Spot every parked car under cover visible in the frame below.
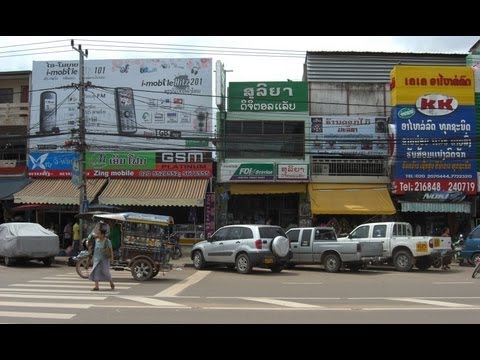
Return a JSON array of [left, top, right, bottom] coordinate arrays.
[[0, 222, 59, 266]]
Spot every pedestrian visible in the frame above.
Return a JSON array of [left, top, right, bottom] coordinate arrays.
[[89, 224, 115, 291], [63, 220, 73, 249], [72, 220, 80, 256], [441, 227, 451, 270], [441, 227, 450, 237]]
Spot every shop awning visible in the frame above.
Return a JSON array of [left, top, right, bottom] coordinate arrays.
[[13, 178, 108, 205], [308, 183, 396, 215], [229, 183, 306, 195], [98, 178, 208, 207], [400, 201, 471, 213], [0, 177, 31, 200]]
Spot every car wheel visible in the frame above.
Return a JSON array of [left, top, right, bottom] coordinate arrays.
[[236, 253, 252, 274], [271, 236, 289, 257], [192, 251, 205, 270], [393, 250, 413, 272], [323, 253, 341, 273], [130, 257, 154, 281], [43, 257, 54, 267]]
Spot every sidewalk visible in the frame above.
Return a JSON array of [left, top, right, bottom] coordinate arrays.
[[55, 245, 193, 267]]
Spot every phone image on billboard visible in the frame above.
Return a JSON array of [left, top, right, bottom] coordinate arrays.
[[39, 91, 57, 133], [194, 106, 208, 132], [115, 87, 137, 134]]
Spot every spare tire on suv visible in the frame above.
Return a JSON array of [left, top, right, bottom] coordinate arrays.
[[271, 236, 290, 257]]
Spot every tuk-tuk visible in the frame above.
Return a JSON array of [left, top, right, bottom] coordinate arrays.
[[76, 212, 174, 281]]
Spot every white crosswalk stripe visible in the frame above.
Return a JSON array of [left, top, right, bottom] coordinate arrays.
[[0, 272, 138, 322]]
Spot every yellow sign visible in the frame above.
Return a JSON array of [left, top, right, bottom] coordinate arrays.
[[416, 242, 428, 252], [391, 66, 475, 106]]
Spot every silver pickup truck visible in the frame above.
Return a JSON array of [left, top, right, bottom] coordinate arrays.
[[286, 227, 383, 272]]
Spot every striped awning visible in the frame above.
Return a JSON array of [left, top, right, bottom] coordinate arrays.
[[13, 178, 108, 205], [98, 178, 208, 207], [400, 201, 471, 213]]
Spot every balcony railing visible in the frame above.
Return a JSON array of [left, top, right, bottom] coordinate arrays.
[[311, 158, 387, 177]]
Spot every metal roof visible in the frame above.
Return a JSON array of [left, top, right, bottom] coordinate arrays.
[[304, 51, 467, 82]]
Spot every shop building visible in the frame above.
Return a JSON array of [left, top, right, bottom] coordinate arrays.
[[216, 81, 310, 228], [303, 51, 472, 235], [0, 71, 32, 223]]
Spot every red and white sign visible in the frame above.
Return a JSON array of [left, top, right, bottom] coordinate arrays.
[[277, 164, 309, 181], [415, 94, 458, 116]]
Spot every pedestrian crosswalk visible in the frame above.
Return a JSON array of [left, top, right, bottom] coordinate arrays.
[[0, 271, 139, 322], [2, 270, 480, 323]]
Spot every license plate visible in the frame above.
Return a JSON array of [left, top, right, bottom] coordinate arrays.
[[416, 243, 428, 252], [433, 238, 440, 247], [264, 258, 274, 264]]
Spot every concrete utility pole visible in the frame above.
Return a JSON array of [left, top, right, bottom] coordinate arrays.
[[72, 40, 88, 239]]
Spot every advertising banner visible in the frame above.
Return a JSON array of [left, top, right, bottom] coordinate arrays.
[[228, 81, 308, 112], [28, 152, 79, 177], [390, 65, 475, 106], [29, 151, 212, 178], [220, 163, 275, 182], [390, 65, 477, 195], [391, 104, 477, 195], [309, 116, 388, 156], [204, 192, 216, 238], [30, 58, 212, 151]]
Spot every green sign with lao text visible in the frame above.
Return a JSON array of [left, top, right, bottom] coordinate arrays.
[[228, 81, 308, 112], [86, 152, 156, 170]]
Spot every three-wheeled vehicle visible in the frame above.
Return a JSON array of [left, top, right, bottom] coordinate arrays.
[[76, 212, 174, 281]]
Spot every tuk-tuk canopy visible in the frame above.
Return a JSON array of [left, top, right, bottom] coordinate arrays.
[[92, 212, 174, 226]]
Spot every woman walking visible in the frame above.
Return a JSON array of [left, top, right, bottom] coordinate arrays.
[[89, 224, 115, 291]]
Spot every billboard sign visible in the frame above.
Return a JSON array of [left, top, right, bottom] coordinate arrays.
[[30, 58, 212, 151], [29, 151, 212, 179], [310, 116, 388, 156]]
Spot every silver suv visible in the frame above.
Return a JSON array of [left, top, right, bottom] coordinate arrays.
[[191, 224, 292, 274]]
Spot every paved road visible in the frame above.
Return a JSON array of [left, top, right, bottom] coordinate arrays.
[[1, 258, 480, 323]]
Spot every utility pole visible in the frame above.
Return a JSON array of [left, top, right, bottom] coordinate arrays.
[[72, 40, 88, 240]]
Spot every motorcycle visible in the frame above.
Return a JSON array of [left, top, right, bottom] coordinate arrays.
[[167, 233, 182, 260], [75, 236, 94, 279]]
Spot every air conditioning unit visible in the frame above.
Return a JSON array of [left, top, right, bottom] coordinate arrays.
[[319, 164, 329, 175]]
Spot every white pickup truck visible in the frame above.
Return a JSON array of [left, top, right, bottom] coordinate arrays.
[[338, 222, 454, 272], [285, 227, 383, 272]]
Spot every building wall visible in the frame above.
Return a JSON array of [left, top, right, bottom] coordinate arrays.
[[309, 82, 390, 116]]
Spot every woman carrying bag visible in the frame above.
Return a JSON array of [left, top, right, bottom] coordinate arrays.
[[89, 223, 115, 291]]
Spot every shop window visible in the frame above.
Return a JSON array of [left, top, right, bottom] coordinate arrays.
[[224, 120, 304, 159], [0, 88, 13, 103]]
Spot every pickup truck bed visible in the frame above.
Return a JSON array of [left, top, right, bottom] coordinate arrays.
[[286, 227, 383, 272]]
